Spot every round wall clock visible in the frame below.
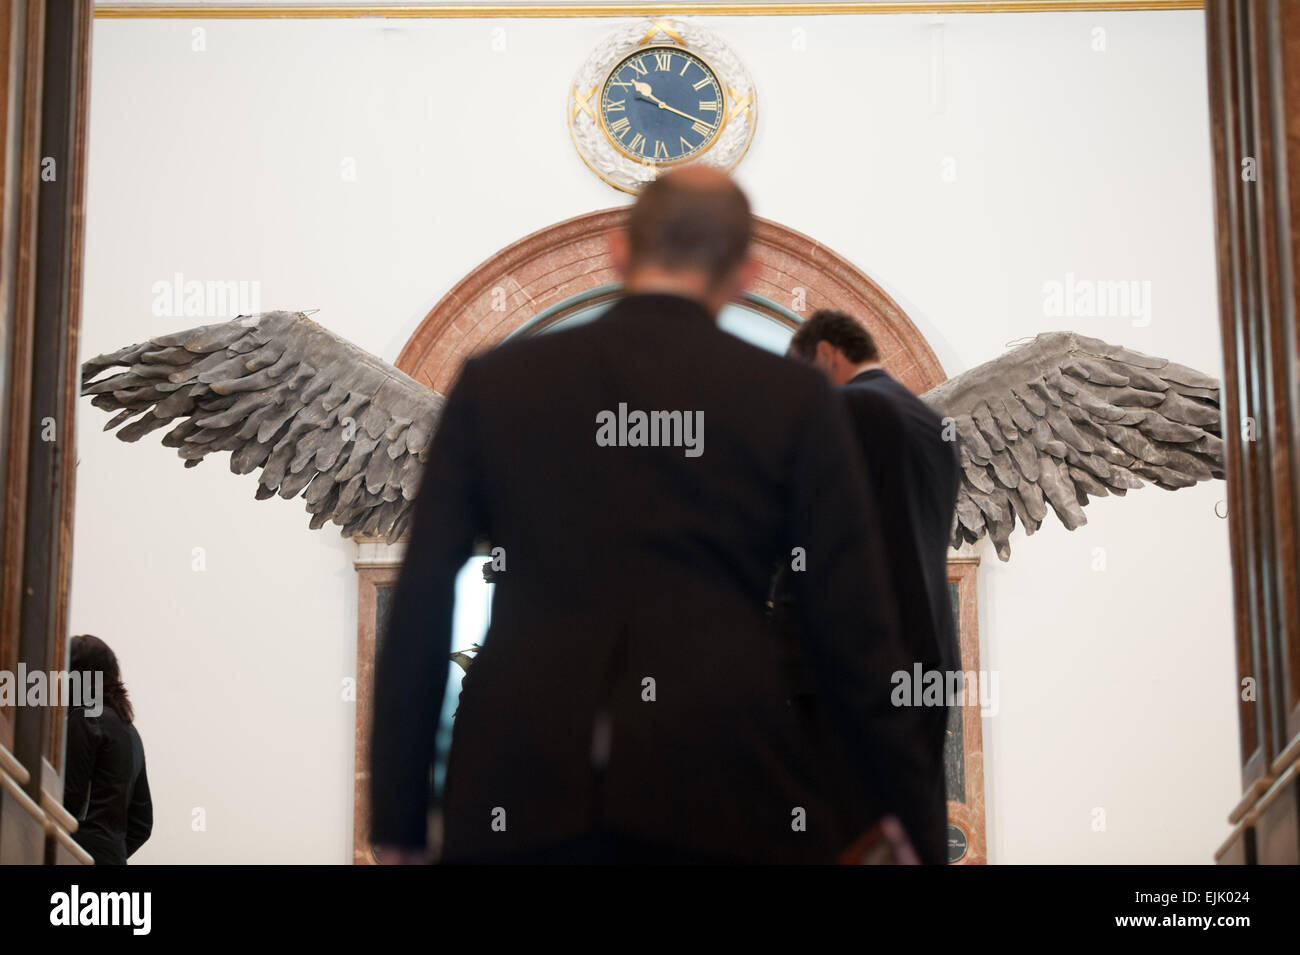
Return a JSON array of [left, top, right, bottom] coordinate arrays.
[[567, 19, 757, 193]]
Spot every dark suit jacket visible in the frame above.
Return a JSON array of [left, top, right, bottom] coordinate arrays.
[[64, 706, 153, 865], [773, 367, 960, 864], [370, 292, 929, 864], [842, 369, 961, 678]]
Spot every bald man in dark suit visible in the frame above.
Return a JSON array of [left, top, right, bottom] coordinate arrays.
[[370, 169, 929, 864]]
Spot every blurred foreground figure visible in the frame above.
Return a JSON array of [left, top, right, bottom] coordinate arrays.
[[371, 168, 927, 864], [63, 634, 153, 865], [784, 311, 961, 865]]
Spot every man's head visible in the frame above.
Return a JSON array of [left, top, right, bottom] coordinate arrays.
[[787, 309, 881, 386], [609, 166, 757, 315]]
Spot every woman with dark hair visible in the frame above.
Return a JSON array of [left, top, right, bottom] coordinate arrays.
[[63, 634, 152, 865]]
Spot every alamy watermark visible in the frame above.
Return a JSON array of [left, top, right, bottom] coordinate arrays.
[[151, 272, 261, 320], [891, 663, 999, 717], [0, 666, 103, 716], [50, 885, 151, 935], [596, 403, 704, 458], [1042, 272, 1151, 327]]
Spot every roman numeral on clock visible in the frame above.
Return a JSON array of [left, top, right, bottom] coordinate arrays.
[[654, 140, 669, 159], [690, 121, 714, 137], [692, 77, 712, 91], [609, 116, 630, 137], [629, 133, 646, 153], [654, 52, 672, 71], [699, 100, 719, 112]]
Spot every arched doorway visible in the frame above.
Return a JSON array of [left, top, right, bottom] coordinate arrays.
[[356, 210, 984, 866], [395, 207, 947, 394]]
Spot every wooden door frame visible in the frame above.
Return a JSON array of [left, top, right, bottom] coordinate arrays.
[[0, 0, 93, 866]]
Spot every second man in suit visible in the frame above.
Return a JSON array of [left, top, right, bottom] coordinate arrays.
[[783, 310, 962, 865]]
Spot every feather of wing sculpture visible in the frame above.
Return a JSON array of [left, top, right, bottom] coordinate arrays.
[[920, 331, 1224, 561], [81, 311, 444, 543], [82, 315, 1223, 562]]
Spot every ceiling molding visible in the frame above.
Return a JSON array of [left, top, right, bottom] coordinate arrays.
[[94, 2, 1203, 21]]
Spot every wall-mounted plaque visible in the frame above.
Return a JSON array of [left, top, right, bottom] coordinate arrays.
[[947, 824, 969, 863]]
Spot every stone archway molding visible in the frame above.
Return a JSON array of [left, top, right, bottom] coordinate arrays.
[[396, 207, 946, 396]]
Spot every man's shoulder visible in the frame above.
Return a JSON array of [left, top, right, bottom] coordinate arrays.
[[725, 332, 827, 387], [452, 320, 600, 387], [843, 372, 956, 459], [461, 306, 827, 401], [845, 370, 907, 399], [846, 372, 937, 418], [717, 339, 843, 424]]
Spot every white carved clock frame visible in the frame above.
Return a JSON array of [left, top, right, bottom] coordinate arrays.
[[567, 18, 758, 193]]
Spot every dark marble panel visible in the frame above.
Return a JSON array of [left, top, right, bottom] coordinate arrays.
[[944, 580, 965, 803], [375, 585, 395, 654]]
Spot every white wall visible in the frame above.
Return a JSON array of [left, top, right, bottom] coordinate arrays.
[[73, 9, 1237, 863]]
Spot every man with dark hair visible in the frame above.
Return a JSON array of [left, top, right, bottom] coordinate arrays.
[[370, 168, 928, 864], [782, 308, 961, 865], [787, 309, 880, 366]]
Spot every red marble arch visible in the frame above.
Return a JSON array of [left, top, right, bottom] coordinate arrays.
[[396, 207, 946, 396]]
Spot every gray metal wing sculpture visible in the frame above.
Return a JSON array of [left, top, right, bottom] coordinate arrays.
[[82, 315, 1223, 561], [920, 331, 1224, 560], [81, 310, 443, 543]]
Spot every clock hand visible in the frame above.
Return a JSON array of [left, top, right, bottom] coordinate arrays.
[[630, 78, 657, 102], [630, 79, 716, 129], [658, 99, 715, 127]]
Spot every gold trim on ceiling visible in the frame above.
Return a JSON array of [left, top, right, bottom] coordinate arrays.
[[94, 2, 1204, 20]]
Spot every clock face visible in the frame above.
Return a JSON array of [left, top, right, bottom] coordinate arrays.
[[568, 19, 756, 192], [598, 46, 724, 166]]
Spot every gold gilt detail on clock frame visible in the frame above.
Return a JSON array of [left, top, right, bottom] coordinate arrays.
[[567, 18, 757, 193]]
